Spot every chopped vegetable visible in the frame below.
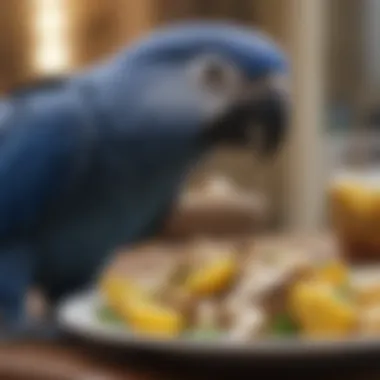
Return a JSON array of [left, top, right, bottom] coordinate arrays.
[[271, 313, 299, 336], [186, 328, 224, 340], [334, 283, 352, 301], [97, 306, 124, 326]]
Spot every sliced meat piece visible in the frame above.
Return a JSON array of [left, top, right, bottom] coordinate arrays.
[[186, 238, 240, 267], [103, 242, 186, 296], [359, 306, 380, 335], [160, 287, 198, 326], [194, 299, 222, 330], [224, 306, 267, 341], [223, 248, 315, 318], [351, 269, 380, 307]]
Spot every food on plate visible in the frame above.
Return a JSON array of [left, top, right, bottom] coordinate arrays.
[[359, 306, 380, 335], [225, 306, 267, 341], [98, 239, 380, 341], [313, 261, 349, 287], [353, 274, 380, 335], [289, 280, 357, 338], [184, 255, 238, 296], [351, 271, 380, 307], [100, 276, 146, 310], [122, 298, 184, 337], [100, 273, 184, 337], [270, 313, 298, 336]]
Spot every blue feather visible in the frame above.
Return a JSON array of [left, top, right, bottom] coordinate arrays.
[[0, 22, 288, 324]]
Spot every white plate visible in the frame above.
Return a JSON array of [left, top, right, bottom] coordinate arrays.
[[57, 266, 380, 359]]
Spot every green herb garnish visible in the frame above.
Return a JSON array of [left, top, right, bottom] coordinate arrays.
[[97, 306, 125, 326], [334, 283, 353, 302], [185, 328, 224, 340], [271, 313, 299, 336]]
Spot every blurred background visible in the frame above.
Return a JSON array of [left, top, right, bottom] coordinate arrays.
[[0, 0, 375, 231]]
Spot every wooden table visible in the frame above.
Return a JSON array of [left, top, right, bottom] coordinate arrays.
[[2, 234, 380, 380], [0, 341, 149, 380], [3, 339, 380, 380]]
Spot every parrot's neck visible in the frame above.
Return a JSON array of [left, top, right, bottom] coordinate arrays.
[[75, 54, 205, 152]]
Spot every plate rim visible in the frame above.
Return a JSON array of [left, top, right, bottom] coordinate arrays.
[[57, 290, 380, 358]]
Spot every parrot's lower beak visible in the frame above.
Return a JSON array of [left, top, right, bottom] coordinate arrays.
[[247, 89, 289, 157], [203, 89, 289, 158]]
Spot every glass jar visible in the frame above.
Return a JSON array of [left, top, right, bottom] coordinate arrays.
[[328, 127, 380, 263], [329, 169, 380, 262]]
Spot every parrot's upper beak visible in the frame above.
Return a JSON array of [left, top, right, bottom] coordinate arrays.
[[202, 85, 289, 158]]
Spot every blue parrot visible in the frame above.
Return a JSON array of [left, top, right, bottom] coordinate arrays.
[[0, 22, 289, 337]]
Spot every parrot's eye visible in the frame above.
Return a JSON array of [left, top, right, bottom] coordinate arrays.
[[191, 55, 242, 97], [202, 60, 228, 90]]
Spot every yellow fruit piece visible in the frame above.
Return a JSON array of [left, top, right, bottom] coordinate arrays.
[[184, 256, 237, 296], [120, 298, 184, 338], [289, 280, 357, 338], [100, 275, 184, 337], [100, 275, 146, 309], [314, 261, 349, 287]]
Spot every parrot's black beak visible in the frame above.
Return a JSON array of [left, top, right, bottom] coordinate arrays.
[[203, 89, 289, 158], [248, 90, 289, 156]]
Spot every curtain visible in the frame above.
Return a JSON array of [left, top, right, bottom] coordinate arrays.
[[0, 0, 270, 91], [155, 0, 255, 25], [0, 2, 30, 92]]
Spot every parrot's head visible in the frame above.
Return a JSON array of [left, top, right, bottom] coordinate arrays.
[[99, 22, 290, 158]]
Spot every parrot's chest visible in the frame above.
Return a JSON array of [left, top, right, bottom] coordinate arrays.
[[37, 152, 189, 298]]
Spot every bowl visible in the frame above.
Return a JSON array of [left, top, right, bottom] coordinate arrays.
[[162, 176, 267, 239]]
